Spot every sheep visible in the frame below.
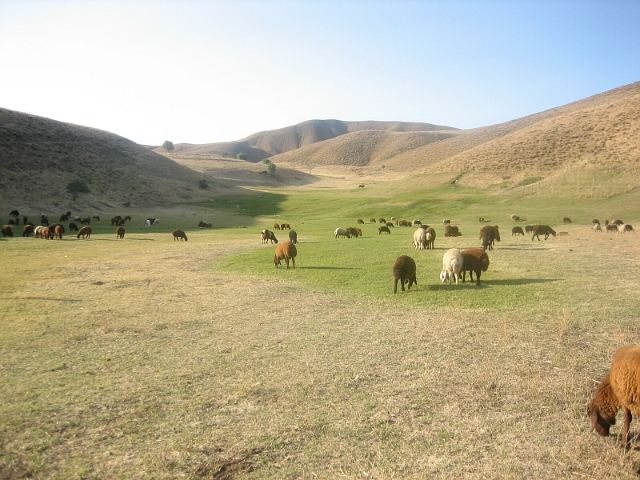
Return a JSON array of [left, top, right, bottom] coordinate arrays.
[[444, 224, 462, 237], [77, 226, 91, 239], [612, 219, 624, 226], [346, 227, 361, 238], [443, 219, 451, 224], [92, 215, 100, 222], [357, 218, 364, 224], [378, 226, 391, 235], [34, 226, 44, 238], [606, 224, 619, 232], [145, 218, 159, 227], [479, 225, 500, 250], [1, 225, 13, 237], [116, 226, 125, 239], [358, 184, 365, 188], [563, 217, 572, 224], [592, 219, 600, 225], [440, 248, 463, 284], [398, 219, 412, 227], [413, 227, 427, 250], [198, 220, 212, 228], [593, 223, 602, 232], [413, 219, 422, 226], [22, 224, 34, 237], [335, 227, 351, 239], [385, 222, 395, 228], [274, 241, 297, 269], [280, 223, 291, 230], [288, 229, 298, 244], [273, 223, 281, 230], [172, 230, 188, 241], [618, 224, 634, 233], [531, 225, 556, 241], [68, 222, 79, 232], [425, 227, 436, 249], [261, 229, 278, 244], [511, 214, 521, 222], [369, 218, 377, 223], [461, 247, 490, 285], [392, 255, 417, 294], [52, 224, 64, 240], [524, 225, 534, 233], [512, 226, 524, 236], [41, 227, 50, 239], [587, 345, 640, 447], [378, 218, 386, 224], [80, 217, 91, 225], [355, 227, 363, 237], [478, 217, 490, 223]]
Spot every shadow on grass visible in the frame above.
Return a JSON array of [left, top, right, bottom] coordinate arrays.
[[93, 237, 155, 241], [9, 296, 82, 303], [426, 278, 558, 290], [297, 266, 361, 270], [495, 246, 552, 251]]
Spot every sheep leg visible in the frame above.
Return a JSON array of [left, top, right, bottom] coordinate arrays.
[[475, 270, 481, 285], [622, 408, 632, 448], [394, 278, 399, 294], [401, 276, 406, 291], [285, 258, 290, 270], [292, 257, 295, 269]]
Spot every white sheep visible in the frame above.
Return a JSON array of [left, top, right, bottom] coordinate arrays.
[[593, 223, 602, 232], [413, 227, 427, 250], [440, 248, 463, 284], [334, 227, 350, 239]]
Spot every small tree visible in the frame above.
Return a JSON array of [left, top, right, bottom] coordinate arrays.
[[66, 179, 90, 200], [263, 159, 276, 176], [198, 179, 209, 190], [162, 140, 174, 152]]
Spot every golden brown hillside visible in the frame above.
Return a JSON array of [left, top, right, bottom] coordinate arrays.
[[168, 119, 456, 161], [0, 108, 226, 211], [273, 82, 640, 195]]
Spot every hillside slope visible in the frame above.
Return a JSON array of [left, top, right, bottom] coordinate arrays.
[[0, 108, 220, 210], [171, 119, 457, 161]]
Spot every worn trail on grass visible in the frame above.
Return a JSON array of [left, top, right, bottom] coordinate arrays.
[[1, 232, 639, 478]]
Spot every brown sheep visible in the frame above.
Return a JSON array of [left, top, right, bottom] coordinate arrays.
[[511, 226, 524, 236], [562, 217, 572, 224], [588, 345, 640, 447], [592, 219, 600, 225], [274, 241, 297, 269], [461, 247, 490, 285], [444, 224, 462, 237], [378, 226, 391, 235], [261, 229, 278, 244], [346, 227, 361, 238], [398, 219, 412, 227], [1, 225, 13, 237], [273, 223, 281, 230], [369, 218, 377, 223], [479, 225, 500, 250], [385, 222, 394, 228], [172, 230, 188, 241], [524, 225, 534, 233], [22, 224, 35, 237], [357, 219, 364, 224], [116, 226, 125, 239], [280, 223, 291, 230], [77, 226, 91, 239], [531, 225, 556, 241], [379, 218, 386, 224], [606, 224, 618, 232], [288, 229, 298, 244], [425, 227, 436, 249], [393, 255, 417, 294], [53, 224, 64, 240]]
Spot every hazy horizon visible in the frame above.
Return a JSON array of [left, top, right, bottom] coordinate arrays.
[[1, 0, 639, 145]]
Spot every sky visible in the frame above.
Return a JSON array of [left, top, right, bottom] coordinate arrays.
[[0, 0, 639, 145]]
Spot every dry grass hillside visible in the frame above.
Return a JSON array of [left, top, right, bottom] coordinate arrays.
[[274, 82, 640, 195], [0, 108, 228, 211], [168, 119, 456, 161]]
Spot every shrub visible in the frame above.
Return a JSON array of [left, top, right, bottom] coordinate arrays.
[[162, 140, 174, 152], [199, 179, 209, 190], [66, 179, 90, 200]]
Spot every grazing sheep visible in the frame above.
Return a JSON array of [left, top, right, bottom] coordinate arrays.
[[461, 247, 490, 285], [563, 217, 572, 224], [612, 219, 624, 226], [593, 223, 602, 232], [261, 229, 278, 244], [1, 225, 13, 237], [512, 226, 525, 236], [111, 215, 123, 226], [358, 184, 365, 188], [531, 225, 556, 241], [145, 218, 159, 227], [369, 218, 377, 223], [588, 345, 640, 447], [335, 227, 351, 239], [606, 224, 619, 232], [393, 255, 417, 294], [378, 226, 391, 235], [198, 220, 212, 228], [288, 229, 298, 244], [172, 230, 188, 241], [281, 223, 291, 230], [68, 222, 79, 232], [273, 223, 281, 230], [116, 226, 125, 239], [52, 224, 64, 240], [357, 218, 364, 224], [478, 217, 490, 223], [592, 219, 600, 225], [274, 241, 297, 269], [479, 225, 500, 250], [355, 227, 363, 237], [385, 222, 395, 228], [398, 219, 412, 227], [443, 219, 451, 224], [413, 227, 427, 250], [524, 225, 534, 233], [618, 224, 634, 233], [34, 226, 44, 238], [425, 227, 436, 249], [413, 219, 422, 226], [9, 210, 19, 217], [511, 214, 521, 222], [59, 212, 70, 222], [41, 227, 51, 239], [378, 218, 386, 224], [346, 227, 361, 238], [22, 224, 35, 237], [440, 248, 463, 284], [444, 224, 462, 237], [77, 226, 92, 239], [92, 215, 100, 221]]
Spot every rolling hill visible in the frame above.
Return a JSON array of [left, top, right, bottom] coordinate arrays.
[[272, 82, 640, 194], [0, 108, 226, 211], [169, 119, 457, 161]]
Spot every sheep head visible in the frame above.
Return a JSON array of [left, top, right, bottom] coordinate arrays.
[[587, 376, 618, 436]]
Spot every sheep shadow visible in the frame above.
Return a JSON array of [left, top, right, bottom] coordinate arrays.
[[93, 237, 156, 241], [495, 246, 552, 251], [10, 296, 82, 303], [297, 266, 361, 270], [426, 278, 558, 290]]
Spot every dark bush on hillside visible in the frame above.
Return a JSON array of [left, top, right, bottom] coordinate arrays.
[[66, 179, 90, 200], [199, 179, 209, 190], [162, 140, 174, 152]]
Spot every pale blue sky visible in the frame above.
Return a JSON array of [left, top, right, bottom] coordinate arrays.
[[0, 0, 638, 145]]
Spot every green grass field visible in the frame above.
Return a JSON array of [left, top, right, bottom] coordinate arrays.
[[2, 184, 640, 478]]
